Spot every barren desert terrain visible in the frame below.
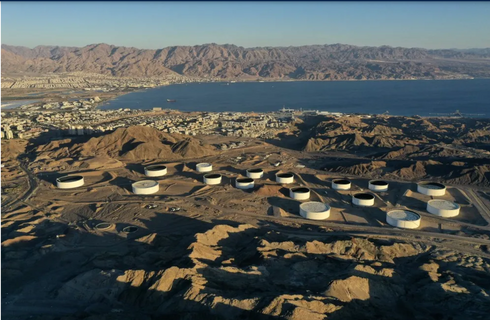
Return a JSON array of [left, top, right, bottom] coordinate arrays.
[[2, 116, 490, 320]]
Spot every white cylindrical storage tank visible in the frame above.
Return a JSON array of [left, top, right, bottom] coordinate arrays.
[[289, 187, 311, 200], [417, 182, 446, 196], [300, 202, 331, 220], [56, 175, 85, 189], [276, 173, 294, 184], [352, 193, 375, 206], [204, 173, 222, 185], [196, 163, 213, 173], [427, 199, 460, 218], [144, 164, 167, 177], [368, 180, 389, 192], [236, 177, 254, 190], [246, 168, 264, 179], [332, 179, 351, 190], [386, 210, 421, 229], [132, 180, 159, 195]]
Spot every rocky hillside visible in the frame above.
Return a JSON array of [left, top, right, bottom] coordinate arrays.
[[6, 223, 487, 319], [304, 116, 490, 154], [3, 43, 490, 80], [303, 116, 490, 186], [30, 126, 216, 170]]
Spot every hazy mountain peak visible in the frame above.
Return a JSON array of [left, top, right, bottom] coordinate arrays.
[[2, 42, 490, 79]]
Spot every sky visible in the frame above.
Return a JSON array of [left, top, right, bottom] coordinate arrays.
[[2, 2, 490, 49]]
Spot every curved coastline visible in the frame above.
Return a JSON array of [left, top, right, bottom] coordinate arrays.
[[97, 79, 490, 117]]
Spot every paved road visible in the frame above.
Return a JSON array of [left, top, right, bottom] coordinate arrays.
[[2, 160, 39, 211], [19, 160, 39, 202], [463, 188, 490, 225]]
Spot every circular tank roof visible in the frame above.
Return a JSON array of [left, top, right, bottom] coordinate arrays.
[[204, 173, 222, 179], [277, 173, 293, 178], [353, 193, 375, 200], [300, 202, 331, 212], [122, 226, 138, 233], [146, 164, 167, 170], [427, 199, 460, 210], [419, 182, 445, 190], [333, 179, 350, 185], [56, 175, 83, 182], [370, 180, 388, 186], [387, 210, 421, 221], [237, 177, 254, 183], [132, 180, 159, 188], [95, 222, 113, 230], [291, 187, 310, 193], [197, 163, 212, 167], [247, 168, 263, 173]]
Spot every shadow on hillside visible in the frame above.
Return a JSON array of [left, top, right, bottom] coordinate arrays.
[[262, 115, 327, 152], [2, 209, 490, 319], [267, 196, 299, 215], [217, 165, 244, 176], [109, 176, 134, 192], [125, 163, 146, 175], [176, 170, 203, 182]]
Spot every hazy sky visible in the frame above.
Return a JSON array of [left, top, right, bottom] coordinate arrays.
[[2, 2, 490, 49]]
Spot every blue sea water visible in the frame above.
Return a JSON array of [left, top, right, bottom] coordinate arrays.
[[100, 79, 490, 117], [1, 99, 41, 109]]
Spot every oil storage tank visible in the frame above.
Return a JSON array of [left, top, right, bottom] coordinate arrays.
[[56, 175, 85, 189], [132, 180, 159, 195], [246, 168, 264, 179], [427, 199, 460, 217], [386, 209, 421, 229], [417, 182, 446, 196], [196, 163, 213, 173], [144, 164, 167, 177], [235, 177, 254, 189], [299, 202, 331, 220], [332, 179, 351, 190], [276, 173, 294, 184], [352, 193, 375, 206], [369, 180, 389, 192], [289, 187, 311, 200], [204, 173, 222, 185]]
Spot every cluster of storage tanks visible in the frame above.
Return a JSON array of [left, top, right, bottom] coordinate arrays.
[[273, 172, 329, 220], [417, 182, 460, 217], [195, 163, 223, 185], [326, 178, 460, 229], [132, 164, 168, 195], [134, 162, 225, 194], [55, 164, 461, 231]]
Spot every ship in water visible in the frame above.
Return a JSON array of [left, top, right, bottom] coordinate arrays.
[[167, 99, 177, 103]]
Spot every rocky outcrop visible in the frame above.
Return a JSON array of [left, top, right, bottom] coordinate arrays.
[[305, 134, 369, 151], [34, 126, 216, 162], [303, 116, 490, 157], [325, 159, 490, 187], [53, 224, 490, 319], [390, 161, 427, 180]]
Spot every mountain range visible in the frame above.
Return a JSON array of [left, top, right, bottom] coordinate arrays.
[[3, 43, 490, 80]]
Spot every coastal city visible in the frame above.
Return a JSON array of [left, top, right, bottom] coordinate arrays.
[[0, 72, 212, 90], [0, 96, 346, 141]]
